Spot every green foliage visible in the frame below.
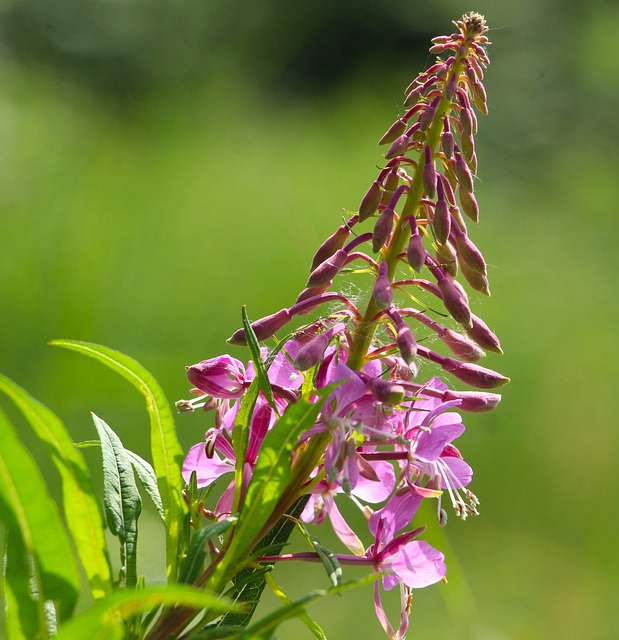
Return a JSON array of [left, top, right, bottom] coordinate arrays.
[[0, 374, 112, 600], [50, 339, 188, 582], [92, 413, 142, 589], [126, 450, 165, 521], [179, 517, 238, 586], [53, 586, 239, 640], [0, 406, 81, 635]]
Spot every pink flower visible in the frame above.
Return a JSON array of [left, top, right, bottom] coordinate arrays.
[[186, 355, 247, 399], [367, 512, 446, 639]]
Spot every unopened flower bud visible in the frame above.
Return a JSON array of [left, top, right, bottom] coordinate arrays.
[[359, 180, 383, 221], [468, 151, 478, 174], [436, 327, 486, 362], [384, 134, 409, 160], [418, 96, 441, 132], [433, 194, 451, 246], [396, 323, 417, 364], [186, 355, 246, 398], [310, 224, 352, 272], [442, 389, 502, 413], [403, 85, 423, 108], [441, 357, 510, 389], [465, 314, 503, 354], [440, 173, 457, 206], [293, 332, 330, 371], [407, 232, 427, 272], [227, 308, 292, 345], [460, 260, 490, 295], [455, 233, 486, 274], [307, 249, 348, 288], [372, 261, 393, 309], [458, 185, 479, 222], [442, 119, 455, 158], [381, 169, 400, 205], [422, 145, 437, 198], [471, 80, 488, 114], [435, 241, 458, 277], [379, 118, 408, 145], [454, 151, 474, 191], [460, 132, 475, 162], [367, 377, 405, 405], [459, 108, 473, 136], [372, 207, 395, 253], [437, 276, 472, 327], [445, 72, 458, 99]]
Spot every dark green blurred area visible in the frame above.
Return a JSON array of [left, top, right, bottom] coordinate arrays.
[[1, 0, 619, 638]]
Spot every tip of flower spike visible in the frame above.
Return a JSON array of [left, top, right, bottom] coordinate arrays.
[[457, 12, 488, 37]]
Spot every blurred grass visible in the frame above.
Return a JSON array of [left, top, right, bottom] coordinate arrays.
[[2, 2, 619, 639]]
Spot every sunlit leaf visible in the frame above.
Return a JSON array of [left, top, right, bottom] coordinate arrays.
[[3, 530, 41, 640], [126, 449, 164, 520], [0, 406, 80, 627], [50, 339, 187, 581], [0, 374, 112, 600], [92, 413, 141, 588], [54, 585, 239, 640], [179, 516, 238, 585]]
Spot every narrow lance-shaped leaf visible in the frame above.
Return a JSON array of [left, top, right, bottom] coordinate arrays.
[[236, 574, 379, 640], [217, 496, 308, 630], [0, 373, 112, 600], [54, 585, 239, 640], [179, 516, 238, 585], [264, 572, 327, 640], [92, 413, 142, 589], [50, 339, 187, 581], [3, 530, 42, 640], [0, 406, 80, 627], [242, 305, 277, 413], [126, 450, 164, 520], [231, 314, 286, 514]]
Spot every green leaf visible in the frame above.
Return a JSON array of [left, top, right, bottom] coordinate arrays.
[[54, 585, 239, 640], [0, 374, 112, 600], [50, 339, 188, 581], [295, 521, 342, 587], [3, 530, 41, 640], [241, 306, 277, 413], [92, 413, 142, 588], [126, 449, 165, 520], [228, 388, 332, 561], [307, 536, 342, 588], [238, 575, 379, 640], [218, 497, 307, 630], [231, 378, 261, 514], [0, 406, 80, 628], [264, 572, 327, 640], [179, 516, 238, 585]]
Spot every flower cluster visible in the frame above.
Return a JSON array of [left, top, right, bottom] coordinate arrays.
[[179, 13, 505, 639]]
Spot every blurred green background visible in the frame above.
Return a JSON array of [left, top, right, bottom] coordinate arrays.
[[1, 0, 618, 638]]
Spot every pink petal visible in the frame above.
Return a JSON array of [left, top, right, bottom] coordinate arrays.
[[324, 494, 365, 556], [391, 540, 446, 588], [352, 461, 396, 503], [182, 443, 233, 487]]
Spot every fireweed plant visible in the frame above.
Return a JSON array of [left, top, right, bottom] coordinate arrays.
[[0, 12, 506, 640]]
